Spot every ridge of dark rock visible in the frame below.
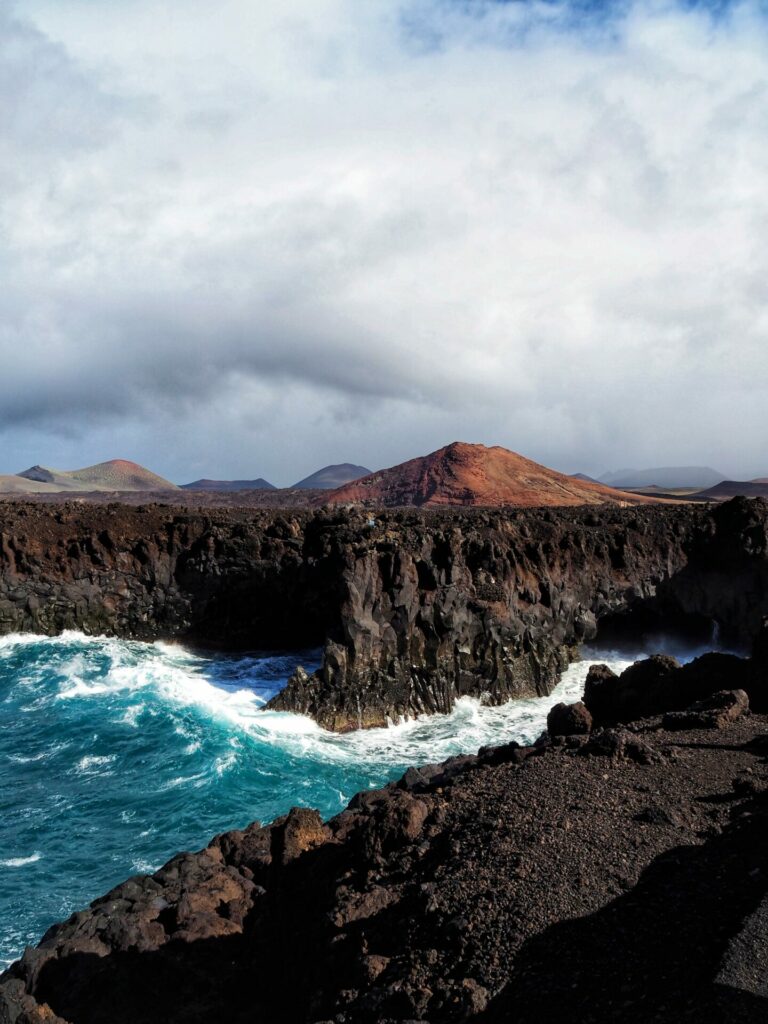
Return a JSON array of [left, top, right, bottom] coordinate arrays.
[[0, 498, 767, 731]]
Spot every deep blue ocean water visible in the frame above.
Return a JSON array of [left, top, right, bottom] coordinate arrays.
[[0, 630, 725, 967]]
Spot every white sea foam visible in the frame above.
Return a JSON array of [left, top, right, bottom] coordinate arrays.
[[131, 859, 160, 874], [6, 751, 46, 764], [0, 629, 737, 775], [0, 853, 41, 868], [0, 630, 112, 650], [57, 677, 112, 699], [214, 751, 238, 776], [0, 633, 50, 650], [71, 755, 117, 776], [119, 704, 144, 727], [157, 771, 208, 791]]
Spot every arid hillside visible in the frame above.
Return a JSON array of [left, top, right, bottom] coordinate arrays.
[[0, 460, 178, 493], [327, 442, 657, 508]]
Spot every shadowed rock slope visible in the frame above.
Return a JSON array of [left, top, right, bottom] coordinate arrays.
[[326, 442, 657, 508], [0, 498, 767, 731], [3, 643, 768, 1023]]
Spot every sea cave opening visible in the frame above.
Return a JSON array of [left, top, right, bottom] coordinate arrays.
[[590, 603, 727, 662]]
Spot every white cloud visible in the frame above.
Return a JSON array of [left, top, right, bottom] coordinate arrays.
[[1, 0, 767, 483]]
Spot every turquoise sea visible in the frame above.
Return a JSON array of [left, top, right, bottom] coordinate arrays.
[[0, 631, 719, 967]]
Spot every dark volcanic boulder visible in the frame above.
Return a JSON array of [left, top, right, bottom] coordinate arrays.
[[663, 689, 749, 731], [611, 654, 682, 720], [584, 656, 681, 724], [679, 652, 751, 706], [585, 651, 753, 724], [583, 664, 620, 721], [547, 701, 593, 737], [585, 652, 754, 726]]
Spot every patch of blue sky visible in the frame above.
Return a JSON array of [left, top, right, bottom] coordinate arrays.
[[398, 0, 765, 55]]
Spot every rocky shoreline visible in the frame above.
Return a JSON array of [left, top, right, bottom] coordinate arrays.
[[1, 498, 767, 1020], [0, 497, 766, 731], [2, 633, 768, 1023]]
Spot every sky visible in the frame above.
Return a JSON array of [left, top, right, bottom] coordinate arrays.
[[1, 0, 767, 486]]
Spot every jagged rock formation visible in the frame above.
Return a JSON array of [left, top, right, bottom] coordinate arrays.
[[2, 651, 768, 1024], [0, 498, 767, 731], [269, 497, 768, 729], [325, 442, 657, 507]]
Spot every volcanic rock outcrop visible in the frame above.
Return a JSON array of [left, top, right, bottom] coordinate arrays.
[[325, 442, 656, 508], [0, 498, 767, 731], [3, 655, 768, 1023], [269, 496, 768, 729]]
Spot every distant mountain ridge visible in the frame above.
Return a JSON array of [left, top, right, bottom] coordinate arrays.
[[693, 479, 768, 500], [600, 466, 726, 489], [326, 442, 656, 508], [571, 472, 602, 484], [181, 478, 276, 492], [292, 464, 371, 490], [0, 460, 177, 494]]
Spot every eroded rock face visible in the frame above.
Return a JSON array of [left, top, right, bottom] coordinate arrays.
[[269, 499, 768, 730], [0, 498, 767, 731]]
